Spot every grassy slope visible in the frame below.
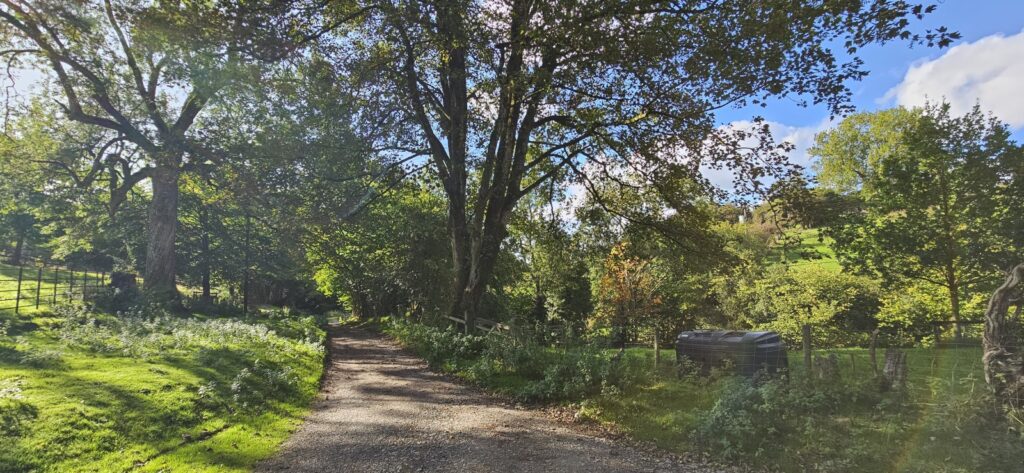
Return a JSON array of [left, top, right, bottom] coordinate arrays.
[[769, 227, 841, 270], [0, 309, 324, 472]]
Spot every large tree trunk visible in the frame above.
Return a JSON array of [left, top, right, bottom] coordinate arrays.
[[448, 208, 509, 334], [983, 263, 1024, 408], [143, 165, 180, 301], [447, 196, 473, 330]]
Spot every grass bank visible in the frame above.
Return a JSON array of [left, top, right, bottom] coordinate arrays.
[[0, 304, 325, 472], [382, 319, 1023, 473]]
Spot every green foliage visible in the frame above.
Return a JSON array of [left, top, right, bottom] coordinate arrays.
[[694, 375, 882, 469], [54, 305, 323, 363], [308, 182, 452, 318], [383, 319, 486, 368], [877, 280, 987, 338], [726, 263, 881, 345], [384, 319, 647, 403], [815, 104, 1024, 325], [693, 371, 1023, 472]]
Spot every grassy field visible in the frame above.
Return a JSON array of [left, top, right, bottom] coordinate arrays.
[[0, 306, 325, 472]]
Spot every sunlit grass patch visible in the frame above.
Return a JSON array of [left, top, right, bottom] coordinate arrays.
[[0, 304, 324, 472]]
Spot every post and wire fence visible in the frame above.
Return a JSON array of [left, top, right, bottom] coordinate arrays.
[[600, 319, 1002, 403], [789, 322, 999, 399], [0, 255, 108, 314]]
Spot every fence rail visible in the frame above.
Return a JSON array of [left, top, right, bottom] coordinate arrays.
[[443, 314, 512, 335]]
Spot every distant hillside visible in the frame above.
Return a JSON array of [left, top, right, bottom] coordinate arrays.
[[769, 228, 841, 270]]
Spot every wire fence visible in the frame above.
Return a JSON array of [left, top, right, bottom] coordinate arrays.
[[0, 249, 254, 316], [0, 255, 108, 314]]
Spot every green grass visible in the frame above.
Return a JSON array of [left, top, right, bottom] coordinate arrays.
[[577, 349, 721, 450], [0, 306, 325, 472], [380, 319, 1023, 471], [770, 227, 841, 270], [582, 345, 1016, 472]]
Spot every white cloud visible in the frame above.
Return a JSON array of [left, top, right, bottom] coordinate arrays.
[[885, 30, 1024, 129], [701, 119, 830, 191]]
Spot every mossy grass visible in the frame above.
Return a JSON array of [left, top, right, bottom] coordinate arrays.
[[0, 304, 325, 472]]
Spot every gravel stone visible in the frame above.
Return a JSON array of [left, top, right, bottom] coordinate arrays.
[[256, 325, 736, 473]]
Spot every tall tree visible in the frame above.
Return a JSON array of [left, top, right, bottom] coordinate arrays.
[[0, 0, 339, 299], [345, 0, 956, 331], [814, 104, 1024, 336]]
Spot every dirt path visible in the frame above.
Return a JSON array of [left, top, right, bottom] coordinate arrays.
[[256, 325, 722, 473]]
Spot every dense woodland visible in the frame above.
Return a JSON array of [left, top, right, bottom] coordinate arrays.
[[1, 1, 1022, 472]]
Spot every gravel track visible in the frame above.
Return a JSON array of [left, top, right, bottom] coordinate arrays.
[[256, 324, 728, 473]]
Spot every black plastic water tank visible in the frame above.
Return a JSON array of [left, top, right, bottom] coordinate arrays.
[[675, 330, 788, 377]]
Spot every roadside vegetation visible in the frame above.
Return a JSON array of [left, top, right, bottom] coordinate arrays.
[[0, 305, 325, 472], [383, 319, 1022, 473]]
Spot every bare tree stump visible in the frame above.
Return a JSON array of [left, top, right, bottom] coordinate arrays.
[[882, 348, 908, 391], [983, 263, 1024, 408]]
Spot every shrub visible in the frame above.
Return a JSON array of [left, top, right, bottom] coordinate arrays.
[[384, 319, 485, 368], [693, 374, 883, 471], [13, 345, 63, 369], [88, 285, 142, 313], [54, 304, 324, 361], [385, 319, 655, 403]]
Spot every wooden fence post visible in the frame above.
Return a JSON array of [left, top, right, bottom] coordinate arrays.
[[802, 324, 812, 374], [869, 328, 880, 375], [52, 267, 58, 304], [14, 265, 24, 315], [933, 324, 942, 348], [69, 270, 75, 302], [34, 268, 42, 309]]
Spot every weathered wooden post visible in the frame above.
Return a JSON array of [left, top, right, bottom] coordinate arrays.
[[869, 328, 880, 375], [14, 265, 24, 314], [802, 324, 812, 375], [52, 267, 59, 305], [34, 268, 42, 309], [883, 348, 908, 392]]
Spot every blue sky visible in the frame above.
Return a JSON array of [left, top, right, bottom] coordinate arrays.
[[704, 0, 1024, 187]]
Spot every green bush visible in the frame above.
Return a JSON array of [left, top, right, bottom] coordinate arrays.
[[694, 375, 880, 470], [385, 319, 653, 403], [384, 320, 486, 368]]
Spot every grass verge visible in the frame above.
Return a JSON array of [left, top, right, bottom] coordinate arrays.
[[0, 304, 325, 472]]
